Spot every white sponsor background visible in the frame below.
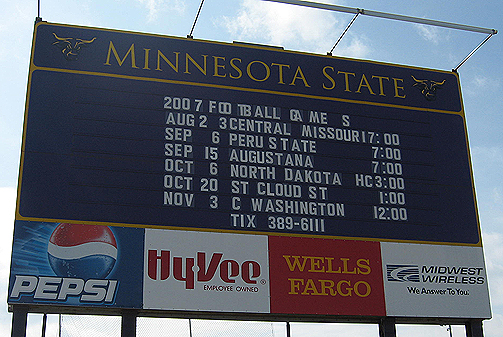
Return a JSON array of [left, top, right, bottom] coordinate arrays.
[[381, 242, 491, 318], [143, 229, 270, 313]]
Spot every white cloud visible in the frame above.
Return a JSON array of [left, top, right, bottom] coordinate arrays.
[[482, 232, 503, 307], [415, 24, 442, 45], [333, 34, 371, 59], [485, 313, 503, 336], [0, 1, 33, 75], [461, 67, 502, 97], [472, 75, 498, 89], [472, 146, 503, 167], [0, 187, 62, 337], [135, 0, 186, 22], [287, 322, 377, 337], [471, 146, 503, 194], [397, 324, 464, 337], [220, 0, 370, 57], [0, 188, 17, 335], [469, 74, 501, 97], [0, 188, 16, 278]]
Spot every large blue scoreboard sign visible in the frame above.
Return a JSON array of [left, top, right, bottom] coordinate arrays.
[[17, 21, 480, 245]]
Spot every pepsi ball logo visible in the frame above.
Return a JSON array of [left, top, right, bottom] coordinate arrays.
[[48, 223, 118, 279]]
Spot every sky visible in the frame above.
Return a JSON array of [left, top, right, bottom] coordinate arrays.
[[0, 0, 501, 336]]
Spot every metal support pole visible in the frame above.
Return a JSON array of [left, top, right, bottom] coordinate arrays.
[[121, 310, 137, 337], [379, 317, 396, 337], [453, 32, 496, 71], [188, 0, 205, 38], [465, 320, 484, 337], [41, 313, 47, 337], [328, 12, 360, 55], [11, 306, 28, 337], [286, 321, 291, 337]]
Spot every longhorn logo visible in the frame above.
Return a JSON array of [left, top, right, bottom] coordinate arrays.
[[52, 32, 96, 60], [411, 75, 446, 101]]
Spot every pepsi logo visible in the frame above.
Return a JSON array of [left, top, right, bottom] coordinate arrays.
[[48, 223, 118, 279]]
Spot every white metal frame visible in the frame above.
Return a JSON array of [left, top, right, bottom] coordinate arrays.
[[263, 0, 496, 34], [262, 0, 497, 70]]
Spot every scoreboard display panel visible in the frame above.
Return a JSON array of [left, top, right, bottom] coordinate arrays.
[[10, 21, 491, 322], [17, 22, 480, 245]]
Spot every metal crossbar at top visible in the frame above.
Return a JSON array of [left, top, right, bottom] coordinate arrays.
[[262, 0, 497, 70], [262, 0, 497, 35]]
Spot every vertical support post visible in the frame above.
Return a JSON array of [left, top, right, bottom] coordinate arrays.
[[379, 317, 396, 337], [41, 313, 47, 337], [11, 305, 28, 337], [121, 310, 137, 337], [286, 321, 291, 337], [465, 320, 484, 337]]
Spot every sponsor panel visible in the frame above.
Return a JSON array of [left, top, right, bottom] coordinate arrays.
[[143, 229, 270, 312], [268, 236, 385, 316], [8, 220, 143, 308], [381, 242, 491, 318]]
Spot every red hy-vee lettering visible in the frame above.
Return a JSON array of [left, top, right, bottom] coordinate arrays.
[[147, 251, 261, 289]]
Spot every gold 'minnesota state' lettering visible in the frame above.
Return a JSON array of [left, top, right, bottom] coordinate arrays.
[[103, 41, 406, 98], [103, 41, 311, 87], [322, 66, 406, 98]]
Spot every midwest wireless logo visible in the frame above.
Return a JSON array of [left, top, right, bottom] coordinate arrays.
[[147, 250, 263, 290], [386, 264, 485, 285]]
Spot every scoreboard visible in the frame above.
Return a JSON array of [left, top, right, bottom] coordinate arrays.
[[17, 22, 480, 245], [9, 21, 491, 322]]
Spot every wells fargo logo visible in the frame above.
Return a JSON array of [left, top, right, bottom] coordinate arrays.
[[282, 255, 372, 297], [147, 250, 262, 290]]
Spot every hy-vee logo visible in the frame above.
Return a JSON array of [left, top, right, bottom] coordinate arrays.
[[147, 250, 262, 290]]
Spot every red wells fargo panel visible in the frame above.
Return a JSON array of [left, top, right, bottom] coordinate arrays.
[[268, 236, 385, 316]]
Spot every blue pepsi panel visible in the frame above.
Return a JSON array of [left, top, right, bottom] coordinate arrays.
[[17, 22, 479, 244], [8, 220, 144, 308]]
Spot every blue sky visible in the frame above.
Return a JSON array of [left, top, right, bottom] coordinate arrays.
[[0, 0, 501, 336]]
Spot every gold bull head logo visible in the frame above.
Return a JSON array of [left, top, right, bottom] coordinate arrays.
[[52, 33, 96, 60], [411, 75, 446, 101]]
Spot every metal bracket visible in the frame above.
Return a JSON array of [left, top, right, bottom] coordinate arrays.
[[328, 11, 360, 55], [453, 31, 497, 71], [188, 0, 206, 39]]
